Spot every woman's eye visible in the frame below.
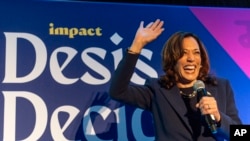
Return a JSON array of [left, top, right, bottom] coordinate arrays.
[[193, 50, 200, 54]]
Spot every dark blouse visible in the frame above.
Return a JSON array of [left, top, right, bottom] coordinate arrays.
[[179, 87, 203, 140]]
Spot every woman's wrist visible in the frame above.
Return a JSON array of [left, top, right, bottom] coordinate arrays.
[[127, 48, 140, 54]]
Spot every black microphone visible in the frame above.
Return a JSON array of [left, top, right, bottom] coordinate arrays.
[[193, 80, 218, 134]]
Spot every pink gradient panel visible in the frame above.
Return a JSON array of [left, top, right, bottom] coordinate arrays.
[[190, 7, 250, 78]]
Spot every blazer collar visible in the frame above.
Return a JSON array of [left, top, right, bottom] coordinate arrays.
[[159, 85, 193, 134], [159, 84, 217, 134]]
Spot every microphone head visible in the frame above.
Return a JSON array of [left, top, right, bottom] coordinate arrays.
[[193, 80, 205, 91]]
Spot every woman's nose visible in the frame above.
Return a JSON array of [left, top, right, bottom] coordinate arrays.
[[187, 53, 195, 61]]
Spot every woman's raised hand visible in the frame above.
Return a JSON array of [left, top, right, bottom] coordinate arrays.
[[129, 19, 164, 53]]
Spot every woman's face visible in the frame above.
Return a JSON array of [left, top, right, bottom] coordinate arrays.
[[175, 36, 202, 85]]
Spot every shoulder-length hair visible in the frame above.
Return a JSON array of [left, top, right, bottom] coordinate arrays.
[[159, 31, 216, 89]]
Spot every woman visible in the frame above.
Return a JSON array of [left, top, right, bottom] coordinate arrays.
[[109, 19, 241, 141]]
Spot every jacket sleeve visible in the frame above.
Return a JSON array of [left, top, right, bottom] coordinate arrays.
[[214, 79, 242, 140], [109, 51, 153, 110]]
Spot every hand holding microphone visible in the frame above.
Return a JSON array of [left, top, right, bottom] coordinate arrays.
[[193, 80, 221, 134]]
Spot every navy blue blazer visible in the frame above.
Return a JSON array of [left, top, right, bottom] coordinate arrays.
[[109, 52, 242, 141]]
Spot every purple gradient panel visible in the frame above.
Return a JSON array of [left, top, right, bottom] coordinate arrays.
[[190, 7, 250, 78]]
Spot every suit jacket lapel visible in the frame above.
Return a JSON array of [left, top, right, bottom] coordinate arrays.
[[159, 85, 193, 134]]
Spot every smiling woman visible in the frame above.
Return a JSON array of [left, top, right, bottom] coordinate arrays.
[[172, 36, 202, 88], [109, 19, 242, 141], [160, 31, 210, 89]]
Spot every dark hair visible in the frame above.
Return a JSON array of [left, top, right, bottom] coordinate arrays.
[[159, 31, 217, 89]]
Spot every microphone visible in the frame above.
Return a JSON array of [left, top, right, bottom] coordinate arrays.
[[193, 80, 218, 134]]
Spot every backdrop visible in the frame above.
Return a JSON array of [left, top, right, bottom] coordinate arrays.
[[0, 1, 249, 140]]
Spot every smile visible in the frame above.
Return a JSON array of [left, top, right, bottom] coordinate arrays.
[[183, 65, 196, 73]]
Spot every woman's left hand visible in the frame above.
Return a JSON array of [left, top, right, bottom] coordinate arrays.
[[196, 96, 221, 122]]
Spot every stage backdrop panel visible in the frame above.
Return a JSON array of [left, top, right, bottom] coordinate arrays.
[[0, 1, 249, 140]]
